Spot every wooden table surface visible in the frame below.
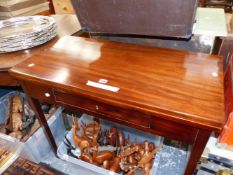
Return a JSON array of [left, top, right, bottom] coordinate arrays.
[[0, 14, 81, 86], [10, 36, 225, 132], [9, 35, 225, 175]]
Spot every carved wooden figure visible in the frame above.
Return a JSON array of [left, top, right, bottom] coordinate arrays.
[[81, 120, 101, 147], [92, 147, 114, 165], [117, 131, 125, 148], [80, 148, 93, 163], [126, 144, 163, 175], [109, 157, 121, 173], [72, 115, 91, 151], [102, 156, 121, 173], [5, 93, 24, 139], [12, 92, 23, 113], [103, 160, 110, 170], [148, 142, 155, 152], [108, 127, 117, 146], [120, 145, 139, 157]]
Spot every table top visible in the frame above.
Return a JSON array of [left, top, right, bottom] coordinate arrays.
[[10, 35, 225, 132], [0, 14, 81, 71]]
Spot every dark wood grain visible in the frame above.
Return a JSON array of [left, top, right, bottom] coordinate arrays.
[[0, 71, 18, 86], [10, 36, 225, 132]]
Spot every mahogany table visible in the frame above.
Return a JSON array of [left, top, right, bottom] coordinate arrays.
[[9, 36, 225, 175], [0, 14, 81, 86]]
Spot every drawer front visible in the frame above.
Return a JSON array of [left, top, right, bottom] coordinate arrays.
[[25, 83, 55, 104], [150, 117, 198, 144], [54, 90, 150, 128]]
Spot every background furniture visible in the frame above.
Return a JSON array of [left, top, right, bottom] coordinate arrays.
[[200, 0, 233, 12], [48, 0, 55, 14], [0, 0, 52, 19]]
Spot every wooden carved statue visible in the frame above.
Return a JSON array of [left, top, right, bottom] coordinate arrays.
[[72, 115, 91, 151], [117, 131, 125, 148], [109, 156, 121, 173], [80, 148, 93, 163], [69, 116, 162, 175], [108, 127, 117, 146], [5, 93, 23, 139], [81, 120, 101, 147], [92, 147, 114, 165], [127, 144, 163, 175], [103, 156, 121, 173]]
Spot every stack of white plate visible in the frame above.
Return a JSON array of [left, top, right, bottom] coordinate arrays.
[[0, 16, 57, 53]]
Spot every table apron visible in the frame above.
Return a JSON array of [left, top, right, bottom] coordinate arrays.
[[24, 82, 199, 145]]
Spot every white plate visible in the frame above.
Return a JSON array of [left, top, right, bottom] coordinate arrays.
[[0, 16, 57, 53]]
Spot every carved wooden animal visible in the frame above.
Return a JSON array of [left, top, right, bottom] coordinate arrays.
[[117, 131, 125, 148], [126, 144, 163, 175], [125, 134, 131, 146], [120, 145, 139, 157], [143, 141, 150, 156], [120, 162, 137, 173], [128, 155, 137, 164], [72, 115, 91, 151], [12, 112, 23, 131], [143, 161, 152, 175], [148, 142, 155, 152], [81, 121, 100, 133], [92, 132, 99, 148], [103, 157, 121, 173], [109, 157, 121, 173], [6, 94, 23, 134], [108, 127, 117, 146], [12, 92, 23, 113], [132, 137, 138, 147], [99, 129, 108, 146], [103, 160, 110, 170], [80, 149, 93, 163], [81, 121, 100, 141], [92, 147, 114, 165]]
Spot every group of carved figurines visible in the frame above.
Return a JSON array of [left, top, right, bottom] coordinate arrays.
[[65, 115, 162, 175], [0, 92, 54, 140], [0, 92, 35, 139]]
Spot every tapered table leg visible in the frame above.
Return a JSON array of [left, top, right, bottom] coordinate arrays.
[[184, 129, 211, 175], [29, 97, 58, 153]]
